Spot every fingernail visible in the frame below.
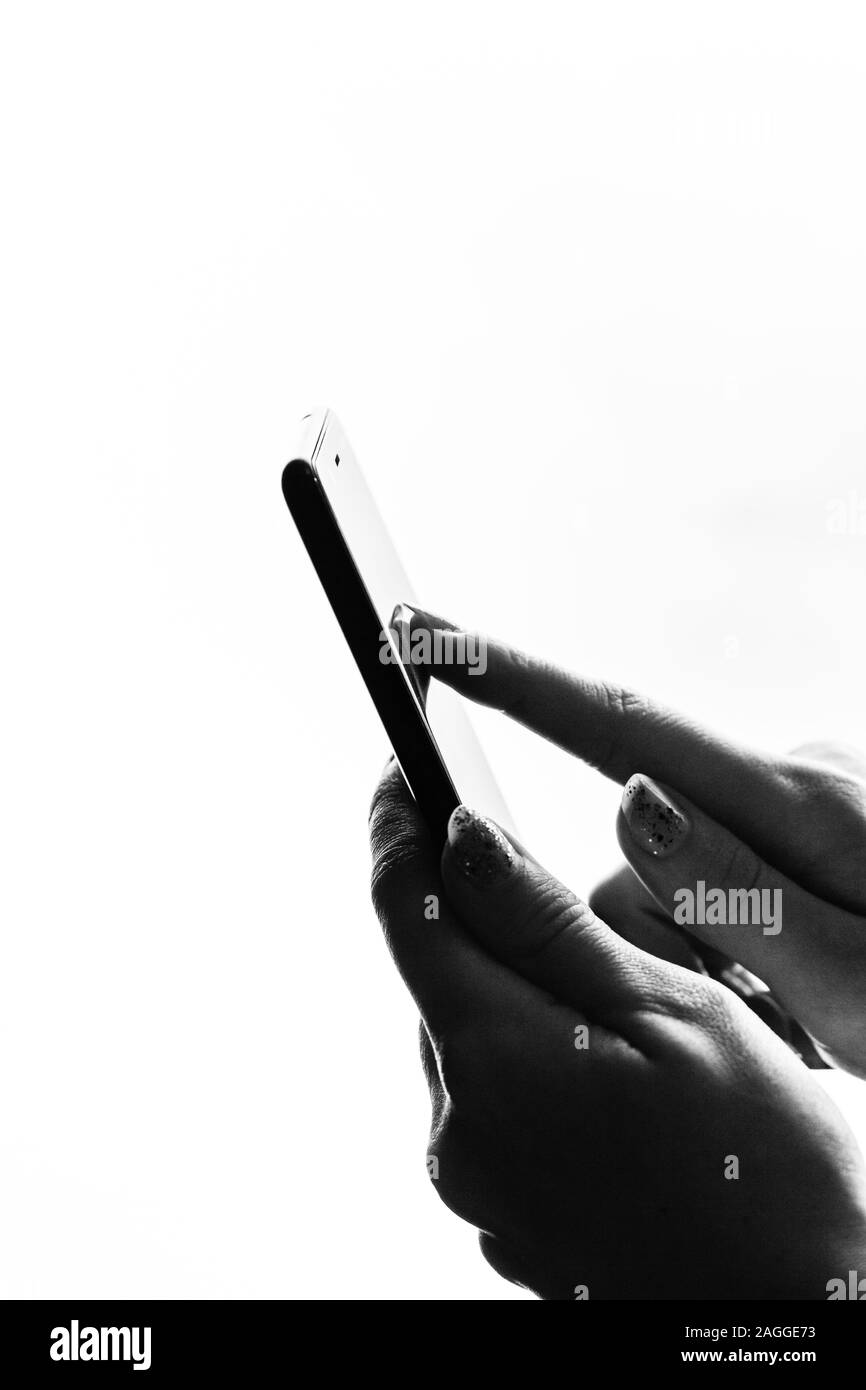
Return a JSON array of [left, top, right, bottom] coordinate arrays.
[[389, 602, 416, 631], [621, 775, 688, 856], [402, 604, 453, 631], [389, 603, 430, 703], [447, 806, 516, 884]]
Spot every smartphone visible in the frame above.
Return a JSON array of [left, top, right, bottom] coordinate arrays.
[[281, 408, 514, 843]]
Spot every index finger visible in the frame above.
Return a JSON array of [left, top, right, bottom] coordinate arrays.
[[402, 609, 838, 893]]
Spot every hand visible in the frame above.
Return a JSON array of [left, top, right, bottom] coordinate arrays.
[[369, 760, 866, 1299], [406, 611, 866, 1077]]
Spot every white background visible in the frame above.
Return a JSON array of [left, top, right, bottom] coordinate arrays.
[[2, 2, 866, 1299]]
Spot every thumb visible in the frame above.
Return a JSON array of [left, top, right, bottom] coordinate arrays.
[[440, 806, 687, 1023], [615, 773, 848, 1025]]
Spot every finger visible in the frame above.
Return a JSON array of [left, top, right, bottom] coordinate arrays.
[[589, 865, 831, 1066], [439, 804, 692, 1031], [389, 602, 430, 704], [403, 607, 771, 795], [615, 773, 862, 1042], [369, 760, 535, 1038], [790, 740, 866, 780], [403, 608, 866, 904], [588, 864, 708, 972]]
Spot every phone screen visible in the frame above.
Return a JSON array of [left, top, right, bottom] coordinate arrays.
[[305, 410, 516, 836]]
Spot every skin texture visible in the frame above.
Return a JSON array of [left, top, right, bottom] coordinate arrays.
[[370, 764, 866, 1299], [403, 612, 866, 1076], [368, 614, 866, 1297]]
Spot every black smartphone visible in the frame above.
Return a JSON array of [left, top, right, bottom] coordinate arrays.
[[281, 408, 513, 843]]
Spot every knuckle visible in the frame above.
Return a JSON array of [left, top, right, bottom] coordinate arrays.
[[786, 741, 866, 782], [776, 753, 866, 824], [773, 755, 866, 904], [602, 681, 647, 723], [593, 681, 648, 774], [511, 882, 595, 966]]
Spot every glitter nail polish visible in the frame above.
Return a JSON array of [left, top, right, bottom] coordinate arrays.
[[447, 806, 516, 884], [621, 775, 688, 856]]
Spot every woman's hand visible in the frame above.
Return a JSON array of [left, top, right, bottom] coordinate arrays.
[[369, 761, 866, 1300], [405, 611, 866, 1077]]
